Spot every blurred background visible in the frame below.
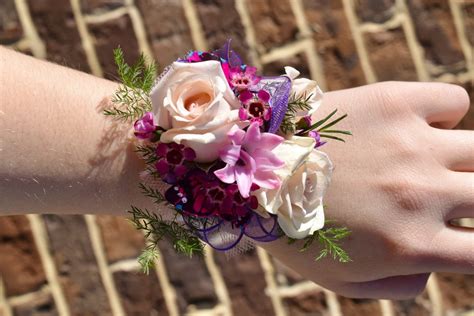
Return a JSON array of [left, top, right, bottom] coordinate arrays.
[[0, 0, 473, 315]]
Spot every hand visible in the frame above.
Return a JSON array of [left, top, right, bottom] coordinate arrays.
[[260, 81, 473, 299]]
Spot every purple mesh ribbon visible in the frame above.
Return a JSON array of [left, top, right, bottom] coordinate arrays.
[[255, 76, 292, 133], [180, 211, 282, 251], [213, 39, 243, 68]]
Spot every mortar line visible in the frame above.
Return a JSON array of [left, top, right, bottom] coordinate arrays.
[[341, 0, 377, 83], [0, 278, 13, 316], [84, 215, 126, 316], [289, 0, 327, 89], [202, 246, 233, 316], [256, 247, 287, 316], [84, 7, 129, 24], [359, 13, 404, 33], [274, 280, 322, 297], [449, 0, 474, 81], [260, 39, 308, 64], [70, 0, 104, 77], [323, 290, 342, 316], [7, 285, 51, 307], [109, 258, 141, 273], [426, 273, 443, 316], [124, 0, 154, 61], [398, 0, 430, 81], [13, 0, 46, 58], [379, 299, 395, 316], [27, 214, 71, 316], [235, 0, 262, 69], [153, 246, 180, 316], [181, 0, 208, 51]]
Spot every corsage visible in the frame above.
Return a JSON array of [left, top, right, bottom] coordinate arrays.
[[104, 40, 352, 273]]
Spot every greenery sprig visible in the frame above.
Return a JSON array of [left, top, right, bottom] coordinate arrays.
[[129, 204, 204, 274], [279, 92, 313, 134], [298, 109, 352, 142], [103, 47, 156, 121], [288, 221, 352, 263]]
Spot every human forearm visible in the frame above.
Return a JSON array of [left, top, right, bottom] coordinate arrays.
[[0, 47, 150, 215]]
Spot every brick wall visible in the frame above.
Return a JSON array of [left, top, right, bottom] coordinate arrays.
[[0, 0, 473, 315]]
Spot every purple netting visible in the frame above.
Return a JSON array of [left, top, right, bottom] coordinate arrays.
[[180, 211, 281, 251], [213, 39, 243, 68], [255, 76, 292, 133]]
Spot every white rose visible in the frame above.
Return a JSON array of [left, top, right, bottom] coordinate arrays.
[[150, 60, 244, 162], [284, 66, 323, 118], [255, 136, 333, 239]]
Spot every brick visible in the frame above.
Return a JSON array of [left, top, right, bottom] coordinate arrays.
[[27, 0, 90, 72], [463, 3, 474, 46], [88, 14, 140, 81], [391, 292, 431, 315], [80, 0, 124, 15], [365, 28, 418, 81], [262, 53, 310, 78], [158, 241, 217, 312], [338, 297, 381, 316], [0, 0, 23, 45], [437, 273, 474, 312], [0, 216, 47, 297], [355, 0, 396, 23], [136, 0, 194, 66], [42, 215, 112, 315], [113, 270, 168, 315], [303, 0, 366, 90], [194, 0, 251, 63], [407, 0, 465, 69], [12, 292, 58, 316], [282, 290, 327, 315], [96, 215, 144, 263], [246, 0, 298, 51], [213, 249, 275, 316]]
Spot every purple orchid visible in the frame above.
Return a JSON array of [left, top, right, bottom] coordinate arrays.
[[214, 122, 284, 198], [155, 142, 196, 184], [308, 130, 327, 148], [165, 168, 259, 225], [222, 65, 260, 91], [134, 112, 158, 140], [238, 89, 272, 126]]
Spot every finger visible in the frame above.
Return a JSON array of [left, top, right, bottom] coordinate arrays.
[[338, 273, 431, 300], [443, 171, 474, 221], [406, 82, 470, 129], [424, 226, 474, 275], [434, 129, 474, 171]]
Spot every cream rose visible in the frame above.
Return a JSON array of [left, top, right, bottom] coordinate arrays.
[[255, 136, 333, 239], [150, 61, 244, 162], [285, 66, 323, 118]]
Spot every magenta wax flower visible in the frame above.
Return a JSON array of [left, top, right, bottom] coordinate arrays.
[[238, 89, 271, 126], [134, 112, 157, 140], [308, 130, 327, 148], [214, 122, 284, 198], [155, 142, 196, 184], [225, 65, 260, 91]]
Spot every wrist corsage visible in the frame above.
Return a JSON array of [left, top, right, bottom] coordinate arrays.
[[104, 40, 352, 273]]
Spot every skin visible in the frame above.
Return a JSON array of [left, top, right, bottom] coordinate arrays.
[[1, 47, 472, 299]]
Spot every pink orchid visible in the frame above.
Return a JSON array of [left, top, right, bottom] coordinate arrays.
[[224, 65, 261, 91], [238, 89, 271, 126], [214, 122, 285, 198]]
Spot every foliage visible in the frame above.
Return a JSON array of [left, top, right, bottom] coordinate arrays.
[[103, 47, 157, 121], [279, 92, 313, 134], [287, 222, 352, 263]]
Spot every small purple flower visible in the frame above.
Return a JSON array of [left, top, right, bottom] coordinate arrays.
[[165, 167, 259, 226], [226, 66, 260, 91], [183, 51, 220, 63], [308, 131, 327, 148], [134, 112, 157, 140], [155, 142, 196, 184], [238, 89, 272, 126]]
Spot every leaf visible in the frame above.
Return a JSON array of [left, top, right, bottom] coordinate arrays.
[[319, 134, 346, 142], [318, 114, 348, 131]]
